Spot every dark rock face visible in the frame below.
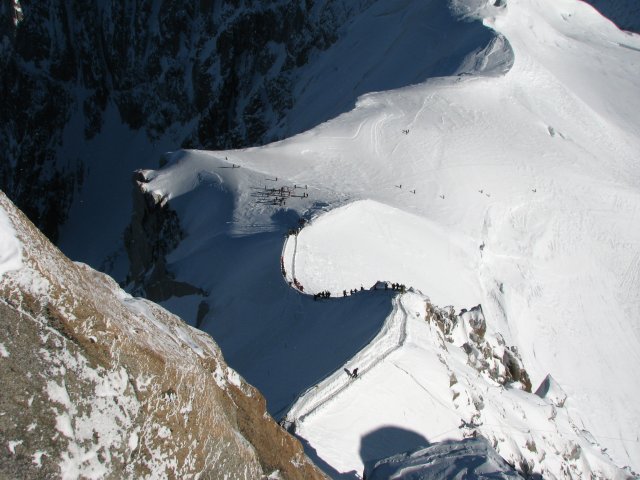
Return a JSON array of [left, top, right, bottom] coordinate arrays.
[[0, 0, 361, 242], [124, 169, 205, 301], [0, 1, 80, 243], [0, 190, 327, 479]]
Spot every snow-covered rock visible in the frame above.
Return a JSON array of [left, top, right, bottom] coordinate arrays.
[[0, 191, 325, 479]]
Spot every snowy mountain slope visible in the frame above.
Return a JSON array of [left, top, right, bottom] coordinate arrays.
[[275, 0, 506, 137], [288, 291, 629, 477], [130, 0, 640, 476], [1, 0, 501, 280], [127, 163, 396, 417]]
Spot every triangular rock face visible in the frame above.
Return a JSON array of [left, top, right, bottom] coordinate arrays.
[[0, 191, 325, 479]]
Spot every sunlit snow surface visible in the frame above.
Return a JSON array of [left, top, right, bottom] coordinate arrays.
[[142, 0, 640, 477]]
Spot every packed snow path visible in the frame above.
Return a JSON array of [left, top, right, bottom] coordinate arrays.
[[284, 292, 409, 426]]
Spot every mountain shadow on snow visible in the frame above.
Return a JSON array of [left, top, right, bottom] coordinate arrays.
[[363, 436, 526, 479], [360, 426, 430, 467]]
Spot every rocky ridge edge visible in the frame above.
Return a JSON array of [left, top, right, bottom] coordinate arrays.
[[0, 190, 326, 479]]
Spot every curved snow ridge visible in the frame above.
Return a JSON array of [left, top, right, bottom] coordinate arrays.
[[284, 292, 416, 426], [280, 199, 481, 307]]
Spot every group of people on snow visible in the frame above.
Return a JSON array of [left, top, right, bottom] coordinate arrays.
[[343, 286, 365, 296], [293, 278, 304, 292], [387, 282, 406, 292], [314, 291, 331, 300], [344, 367, 359, 379]]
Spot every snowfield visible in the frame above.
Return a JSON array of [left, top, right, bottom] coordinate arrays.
[[134, 0, 640, 477]]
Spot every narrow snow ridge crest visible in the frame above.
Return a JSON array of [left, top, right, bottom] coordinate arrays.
[[284, 292, 413, 427]]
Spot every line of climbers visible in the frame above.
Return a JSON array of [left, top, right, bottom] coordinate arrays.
[[314, 291, 331, 300], [343, 286, 365, 296], [387, 282, 406, 293], [309, 282, 407, 299], [292, 278, 304, 292]]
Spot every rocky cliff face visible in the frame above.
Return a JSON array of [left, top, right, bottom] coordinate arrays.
[[123, 169, 207, 302], [0, 190, 326, 479]]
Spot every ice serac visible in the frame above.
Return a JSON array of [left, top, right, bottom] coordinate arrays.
[[0, 191, 325, 480]]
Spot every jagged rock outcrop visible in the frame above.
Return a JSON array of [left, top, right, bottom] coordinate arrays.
[[0, 190, 326, 479], [426, 303, 532, 392]]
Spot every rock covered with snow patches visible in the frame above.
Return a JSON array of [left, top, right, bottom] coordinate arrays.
[[428, 303, 532, 392], [0, 191, 325, 479]]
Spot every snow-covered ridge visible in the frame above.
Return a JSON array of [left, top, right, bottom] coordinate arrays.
[[125, 0, 640, 476]]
